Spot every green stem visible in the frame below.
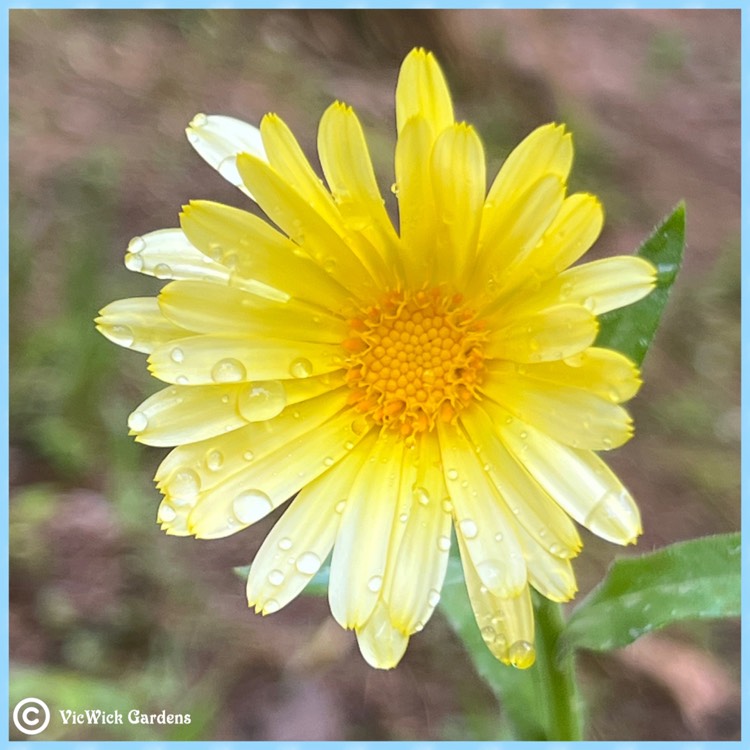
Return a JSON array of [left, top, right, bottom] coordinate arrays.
[[532, 593, 583, 740]]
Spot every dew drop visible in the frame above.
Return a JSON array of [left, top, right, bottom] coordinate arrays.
[[427, 589, 441, 608], [289, 357, 313, 378], [476, 560, 504, 592], [190, 112, 208, 128], [322, 258, 336, 272], [390, 182, 399, 195], [264, 598, 281, 614], [158, 502, 177, 523], [170, 347, 185, 363], [442, 499, 454, 513], [154, 262, 172, 279], [447, 468, 459, 481], [367, 575, 383, 593], [127, 410, 149, 433], [268, 569, 285, 586], [494, 532, 504, 542], [413, 485, 430, 506], [399, 512, 408, 523], [206, 449, 224, 471], [296, 551, 322, 575], [127, 235, 146, 254], [323, 456, 335, 467], [232, 489, 272, 524], [243, 450, 255, 462], [459, 518, 478, 539], [110, 324, 135, 347], [125, 253, 144, 272], [481, 626, 496, 643], [176, 375, 189, 385], [437, 535, 451, 552], [335, 500, 347, 514], [278, 537, 293, 551], [168, 468, 201, 499], [238, 381, 286, 421], [217, 155, 240, 185], [351, 416, 370, 435], [344, 440, 355, 451], [211, 358, 247, 383], [508, 640, 536, 669]]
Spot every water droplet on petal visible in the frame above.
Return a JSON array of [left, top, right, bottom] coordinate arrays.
[[481, 626, 496, 643], [268, 569, 285, 586], [508, 640, 536, 669], [351, 416, 369, 435], [206, 449, 224, 471], [459, 518, 478, 539], [127, 410, 149, 433], [367, 575, 383, 593], [289, 357, 313, 378], [154, 262, 172, 279], [170, 347, 184, 363], [232, 489, 272, 524], [264, 598, 280, 614], [125, 253, 144, 272], [168, 468, 201, 499], [447, 469, 459, 481], [442, 499, 454, 513], [335, 500, 347, 514], [158, 502, 176, 523], [217, 155, 240, 185], [243, 450, 255, 462], [296, 551, 322, 575], [398, 512, 408, 523], [110, 324, 135, 346], [413, 485, 430, 506], [127, 236, 146, 254], [278, 537, 293, 551], [437, 535, 451, 552], [427, 589, 441, 607], [211, 358, 247, 383], [190, 113, 208, 128], [323, 456, 335, 467], [176, 375, 189, 385], [238, 381, 286, 421], [476, 560, 504, 592]]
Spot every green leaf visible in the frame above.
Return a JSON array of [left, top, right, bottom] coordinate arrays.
[[559, 532, 740, 659], [439, 559, 547, 740], [595, 202, 685, 365]]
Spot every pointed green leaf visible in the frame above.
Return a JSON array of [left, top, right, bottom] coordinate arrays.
[[559, 532, 740, 659], [595, 202, 685, 365]]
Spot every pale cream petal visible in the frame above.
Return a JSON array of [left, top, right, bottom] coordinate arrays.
[[486, 348, 642, 404], [430, 123, 486, 283], [157, 280, 347, 342], [179, 200, 351, 310], [437, 421, 526, 597], [147, 333, 344, 386], [386, 432, 452, 633], [499, 416, 642, 545], [185, 113, 266, 198], [482, 366, 634, 450], [457, 533, 535, 667], [155, 388, 350, 492], [485, 122, 572, 210], [246, 444, 370, 615], [395, 48, 454, 135], [394, 115, 439, 287], [486, 304, 598, 363], [328, 432, 404, 629], [355, 600, 409, 670], [518, 526, 578, 603], [123, 228, 231, 284], [185, 406, 370, 539], [460, 404, 582, 558], [236, 153, 379, 300], [95, 297, 192, 354], [318, 101, 403, 279]]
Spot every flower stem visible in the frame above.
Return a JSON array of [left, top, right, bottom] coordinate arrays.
[[532, 593, 583, 740]]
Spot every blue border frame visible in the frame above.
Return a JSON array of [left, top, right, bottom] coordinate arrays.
[[4, 1, 745, 747]]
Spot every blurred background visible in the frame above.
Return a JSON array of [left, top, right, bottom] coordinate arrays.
[[9, 8, 740, 742]]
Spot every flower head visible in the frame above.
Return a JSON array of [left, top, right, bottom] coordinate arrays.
[[97, 49, 655, 670]]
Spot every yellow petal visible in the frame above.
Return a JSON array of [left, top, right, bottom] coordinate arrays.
[[246, 444, 370, 615], [457, 532, 535, 667], [236, 153, 379, 300], [318, 102, 403, 278], [396, 48, 454, 135], [157, 280, 347, 342], [355, 600, 410, 670], [185, 113, 266, 199], [485, 122, 572, 210], [482, 366, 634, 451], [460, 404, 582, 558], [328, 432, 404, 629], [486, 303, 598, 363], [516, 525, 578, 603], [437, 421, 527, 598], [386, 432, 452, 633], [95, 297, 191, 354], [179, 200, 350, 310], [499, 417, 642, 545], [185, 405, 368, 539], [488, 347, 642, 404], [430, 123, 486, 283]]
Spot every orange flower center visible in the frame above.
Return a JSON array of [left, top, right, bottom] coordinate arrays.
[[343, 287, 487, 438]]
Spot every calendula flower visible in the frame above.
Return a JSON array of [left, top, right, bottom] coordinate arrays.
[[97, 49, 655, 670]]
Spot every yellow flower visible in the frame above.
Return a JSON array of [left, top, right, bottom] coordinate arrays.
[[97, 49, 655, 670]]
